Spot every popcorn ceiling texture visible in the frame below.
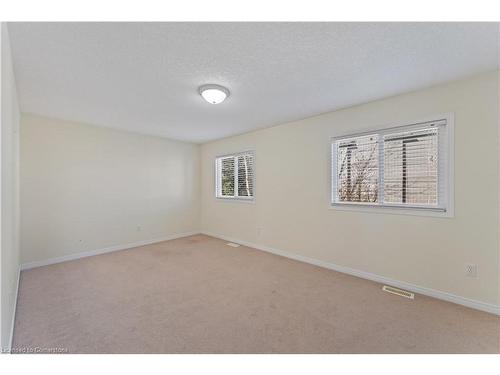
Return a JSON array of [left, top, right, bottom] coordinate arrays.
[[7, 22, 499, 143]]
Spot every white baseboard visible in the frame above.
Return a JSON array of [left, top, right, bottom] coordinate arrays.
[[20, 231, 199, 271], [8, 266, 21, 353], [201, 231, 500, 316], [18, 230, 500, 316]]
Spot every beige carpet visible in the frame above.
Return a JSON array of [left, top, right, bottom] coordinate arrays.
[[13, 234, 500, 353]]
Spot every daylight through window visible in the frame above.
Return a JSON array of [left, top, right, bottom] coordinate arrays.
[[332, 119, 449, 212], [216, 152, 254, 199]]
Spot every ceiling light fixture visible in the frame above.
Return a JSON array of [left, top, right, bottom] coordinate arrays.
[[199, 84, 230, 104]]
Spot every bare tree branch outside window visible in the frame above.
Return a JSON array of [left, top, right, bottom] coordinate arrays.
[[337, 135, 379, 203]]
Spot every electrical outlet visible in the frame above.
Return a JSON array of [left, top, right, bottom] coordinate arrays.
[[465, 264, 478, 278], [256, 227, 263, 236], [136, 225, 142, 232]]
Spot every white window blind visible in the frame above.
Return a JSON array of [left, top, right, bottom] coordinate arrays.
[[215, 151, 254, 200], [332, 119, 450, 213], [383, 127, 438, 205], [336, 134, 379, 203]]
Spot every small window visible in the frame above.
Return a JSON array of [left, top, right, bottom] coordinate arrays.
[[331, 118, 452, 215], [215, 151, 254, 200]]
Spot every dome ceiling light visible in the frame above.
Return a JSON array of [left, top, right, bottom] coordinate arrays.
[[198, 84, 230, 104]]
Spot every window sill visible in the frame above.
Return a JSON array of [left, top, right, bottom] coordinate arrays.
[[215, 196, 255, 204], [330, 202, 453, 218]]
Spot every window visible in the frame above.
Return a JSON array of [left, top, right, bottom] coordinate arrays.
[[215, 151, 254, 200], [331, 118, 452, 215]]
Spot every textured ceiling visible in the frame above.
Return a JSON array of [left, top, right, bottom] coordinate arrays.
[[7, 22, 499, 143]]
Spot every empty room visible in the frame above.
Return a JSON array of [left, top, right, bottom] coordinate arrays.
[[1, 17, 500, 361]]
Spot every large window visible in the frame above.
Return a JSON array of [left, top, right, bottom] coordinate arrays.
[[331, 118, 452, 214], [215, 151, 254, 200]]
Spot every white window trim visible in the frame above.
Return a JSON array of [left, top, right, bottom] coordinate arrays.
[[215, 150, 255, 202], [330, 113, 454, 218]]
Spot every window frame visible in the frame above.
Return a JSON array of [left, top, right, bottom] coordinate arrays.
[[215, 150, 255, 202], [330, 114, 454, 217]]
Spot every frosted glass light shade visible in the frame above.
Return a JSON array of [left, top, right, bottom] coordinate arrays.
[[199, 84, 229, 104]]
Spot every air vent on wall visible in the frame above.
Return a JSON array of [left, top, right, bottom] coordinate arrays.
[[382, 285, 415, 299]]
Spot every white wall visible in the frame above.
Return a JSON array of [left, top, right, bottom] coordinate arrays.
[[1, 23, 21, 351], [201, 71, 500, 307], [498, 69, 500, 308], [20, 114, 200, 264]]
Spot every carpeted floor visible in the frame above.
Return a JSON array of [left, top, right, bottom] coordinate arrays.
[[13, 234, 500, 353]]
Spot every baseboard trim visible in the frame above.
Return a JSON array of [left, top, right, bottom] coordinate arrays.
[[8, 266, 21, 353], [201, 231, 500, 316], [20, 231, 200, 271]]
